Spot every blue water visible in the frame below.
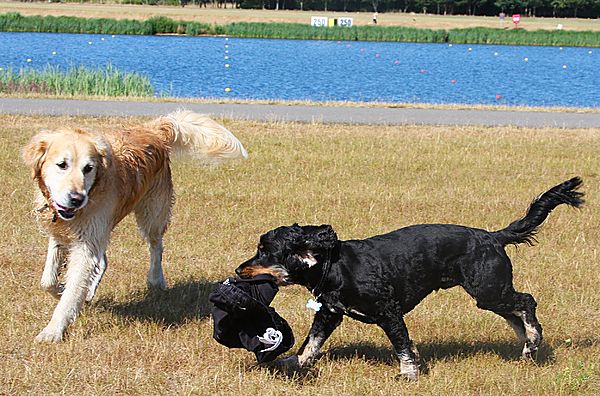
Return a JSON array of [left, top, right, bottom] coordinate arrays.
[[1, 32, 599, 107]]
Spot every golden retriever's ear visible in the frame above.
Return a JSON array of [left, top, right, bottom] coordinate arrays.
[[22, 131, 55, 179], [90, 133, 112, 170]]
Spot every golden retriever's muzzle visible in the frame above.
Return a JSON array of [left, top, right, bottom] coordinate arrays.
[[52, 192, 87, 220]]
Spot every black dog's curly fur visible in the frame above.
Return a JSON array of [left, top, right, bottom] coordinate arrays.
[[236, 177, 584, 380]]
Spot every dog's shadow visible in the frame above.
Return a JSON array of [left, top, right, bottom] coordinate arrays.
[[263, 340, 556, 380], [94, 279, 216, 326]]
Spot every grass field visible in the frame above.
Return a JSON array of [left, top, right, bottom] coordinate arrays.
[[1, 114, 599, 394], [0, 2, 599, 32]]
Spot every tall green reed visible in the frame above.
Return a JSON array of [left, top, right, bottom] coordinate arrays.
[[0, 64, 155, 97]]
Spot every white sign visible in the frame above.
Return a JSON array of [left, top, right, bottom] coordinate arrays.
[[311, 16, 328, 27], [338, 17, 353, 27]]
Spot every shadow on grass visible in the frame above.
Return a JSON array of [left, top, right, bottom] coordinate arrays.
[[94, 279, 216, 327], [260, 339, 556, 381], [418, 339, 555, 368]]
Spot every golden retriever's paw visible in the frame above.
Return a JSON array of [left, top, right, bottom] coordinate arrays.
[[35, 327, 64, 343], [40, 274, 57, 290]]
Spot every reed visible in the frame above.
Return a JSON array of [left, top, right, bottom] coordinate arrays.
[[1, 12, 600, 47], [447, 27, 600, 46], [0, 64, 154, 97]]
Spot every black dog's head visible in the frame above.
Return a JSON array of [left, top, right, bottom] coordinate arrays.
[[235, 224, 340, 286]]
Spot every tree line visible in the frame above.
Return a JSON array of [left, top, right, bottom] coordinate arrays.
[[173, 0, 600, 18], [235, 0, 600, 17]]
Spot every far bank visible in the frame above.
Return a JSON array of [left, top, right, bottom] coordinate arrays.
[[1, 12, 599, 47]]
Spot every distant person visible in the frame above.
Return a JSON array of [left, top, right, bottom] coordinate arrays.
[[499, 12, 506, 28], [373, 12, 378, 25]]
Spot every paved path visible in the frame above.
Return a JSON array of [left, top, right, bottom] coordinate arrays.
[[1, 98, 599, 128]]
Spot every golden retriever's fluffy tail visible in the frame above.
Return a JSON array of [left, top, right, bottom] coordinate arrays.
[[157, 110, 248, 162]]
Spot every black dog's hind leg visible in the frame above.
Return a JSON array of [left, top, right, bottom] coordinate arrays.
[[499, 312, 527, 343], [477, 292, 543, 360], [463, 254, 543, 360], [510, 292, 543, 359], [377, 301, 420, 381], [290, 309, 343, 367]]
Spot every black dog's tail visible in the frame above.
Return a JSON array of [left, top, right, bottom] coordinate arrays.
[[492, 177, 584, 246]]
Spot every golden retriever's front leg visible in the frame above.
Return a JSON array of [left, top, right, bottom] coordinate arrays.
[[35, 243, 98, 343], [86, 253, 107, 302], [40, 237, 66, 299]]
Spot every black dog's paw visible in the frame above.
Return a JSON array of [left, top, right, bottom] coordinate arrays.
[[277, 355, 300, 369], [521, 345, 539, 361], [394, 371, 419, 382], [264, 355, 307, 377]]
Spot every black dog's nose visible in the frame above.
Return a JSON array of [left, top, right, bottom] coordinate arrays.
[[235, 267, 242, 276], [69, 193, 86, 208]]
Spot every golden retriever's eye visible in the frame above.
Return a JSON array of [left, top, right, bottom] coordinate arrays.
[[56, 161, 68, 170], [82, 164, 94, 174]]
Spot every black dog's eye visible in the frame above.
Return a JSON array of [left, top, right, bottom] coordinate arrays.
[[57, 161, 68, 170], [82, 164, 94, 174], [257, 244, 266, 257]]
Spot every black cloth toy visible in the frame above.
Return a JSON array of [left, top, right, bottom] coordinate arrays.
[[209, 274, 294, 363]]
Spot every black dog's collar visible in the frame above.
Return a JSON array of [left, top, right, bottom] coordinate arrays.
[[310, 248, 333, 298]]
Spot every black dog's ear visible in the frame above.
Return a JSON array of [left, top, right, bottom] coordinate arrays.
[[292, 224, 339, 267], [303, 224, 338, 250]]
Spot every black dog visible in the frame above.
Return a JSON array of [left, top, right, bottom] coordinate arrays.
[[235, 177, 584, 380]]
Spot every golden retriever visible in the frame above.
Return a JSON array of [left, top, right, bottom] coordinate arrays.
[[23, 110, 247, 342]]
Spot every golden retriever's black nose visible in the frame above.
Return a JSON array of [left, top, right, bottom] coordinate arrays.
[[69, 193, 85, 208]]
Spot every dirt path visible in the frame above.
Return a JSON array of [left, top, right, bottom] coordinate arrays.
[[1, 98, 599, 128]]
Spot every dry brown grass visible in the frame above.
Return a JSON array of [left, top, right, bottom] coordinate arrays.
[[1, 2, 599, 31], [1, 114, 599, 395]]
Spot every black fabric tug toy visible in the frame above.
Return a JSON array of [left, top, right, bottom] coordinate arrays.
[[209, 274, 294, 363]]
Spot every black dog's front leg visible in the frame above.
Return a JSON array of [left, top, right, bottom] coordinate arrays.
[[377, 302, 420, 381], [284, 309, 343, 368]]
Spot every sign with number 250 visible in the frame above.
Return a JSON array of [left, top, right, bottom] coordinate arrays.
[[338, 18, 353, 27]]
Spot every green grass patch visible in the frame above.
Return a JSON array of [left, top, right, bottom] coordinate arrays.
[[2, 12, 600, 47], [0, 64, 154, 97]]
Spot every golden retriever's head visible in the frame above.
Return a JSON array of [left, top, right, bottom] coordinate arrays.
[[23, 128, 111, 221]]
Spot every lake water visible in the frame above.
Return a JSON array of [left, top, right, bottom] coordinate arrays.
[[1, 32, 599, 108]]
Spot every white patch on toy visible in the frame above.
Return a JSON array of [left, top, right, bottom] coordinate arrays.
[[306, 298, 322, 312], [258, 328, 283, 352]]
